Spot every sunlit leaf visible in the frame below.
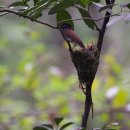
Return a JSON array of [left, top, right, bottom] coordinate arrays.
[[79, 0, 90, 7]]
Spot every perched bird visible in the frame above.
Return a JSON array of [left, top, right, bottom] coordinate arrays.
[[60, 23, 86, 49]]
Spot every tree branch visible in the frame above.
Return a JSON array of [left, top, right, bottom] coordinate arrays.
[[97, 0, 115, 55], [0, 9, 120, 29], [0, 9, 58, 29], [81, 0, 116, 129]]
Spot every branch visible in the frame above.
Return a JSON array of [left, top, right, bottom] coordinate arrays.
[[57, 14, 119, 25], [97, 0, 115, 54], [81, 0, 116, 129], [0, 9, 58, 29]]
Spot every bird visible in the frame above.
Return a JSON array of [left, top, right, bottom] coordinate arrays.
[[60, 23, 86, 49]]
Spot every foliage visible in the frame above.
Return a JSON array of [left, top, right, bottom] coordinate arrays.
[[33, 117, 74, 130]]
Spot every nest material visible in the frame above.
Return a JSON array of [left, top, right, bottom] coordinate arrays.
[[71, 46, 99, 87]]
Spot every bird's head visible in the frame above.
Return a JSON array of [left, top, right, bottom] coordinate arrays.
[[60, 23, 72, 30]]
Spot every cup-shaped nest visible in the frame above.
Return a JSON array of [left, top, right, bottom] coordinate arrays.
[[71, 46, 99, 85]]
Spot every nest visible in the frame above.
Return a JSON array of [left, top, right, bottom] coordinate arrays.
[[71, 46, 99, 87]]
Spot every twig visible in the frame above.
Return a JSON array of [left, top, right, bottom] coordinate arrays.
[[0, 9, 120, 27], [57, 14, 119, 25], [0, 9, 58, 29]]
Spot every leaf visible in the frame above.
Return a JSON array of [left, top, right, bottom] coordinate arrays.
[[99, 4, 117, 12], [91, 2, 104, 8], [0, 12, 8, 17], [54, 117, 64, 126], [9, 1, 28, 7], [42, 124, 53, 130], [57, 10, 74, 29], [30, 11, 42, 19], [28, 1, 50, 17], [36, 0, 50, 5], [107, 14, 125, 28], [23, 0, 31, 3], [60, 122, 74, 130], [33, 0, 40, 5], [78, 7, 95, 30], [33, 126, 49, 130], [22, 6, 40, 15], [91, 0, 100, 2], [48, 0, 76, 15], [79, 0, 90, 7], [121, 2, 130, 9]]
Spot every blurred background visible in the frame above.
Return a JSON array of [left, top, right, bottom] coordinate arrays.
[[0, 0, 130, 130]]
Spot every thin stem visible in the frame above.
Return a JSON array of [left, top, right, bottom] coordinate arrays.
[[0, 9, 58, 29], [57, 14, 119, 25], [0, 9, 120, 28]]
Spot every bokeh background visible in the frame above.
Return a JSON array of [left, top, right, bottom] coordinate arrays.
[[0, 0, 130, 130]]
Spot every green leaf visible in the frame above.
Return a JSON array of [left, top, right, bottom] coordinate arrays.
[[91, 0, 100, 2], [42, 124, 53, 130], [23, 0, 31, 3], [33, 126, 49, 130], [30, 11, 42, 19], [36, 0, 50, 5], [34, 0, 40, 5], [78, 7, 95, 30], [9, 1, 28, 7], [22, 6, 40, 15], [60, 122, 74, 130], [26, 1, 50, 17], [54, 117, 64, 126], [48, 0, 76, 15], [57, 10, 74, 30], [79, 0, 90, 7], [99, 4, 117, 12]]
